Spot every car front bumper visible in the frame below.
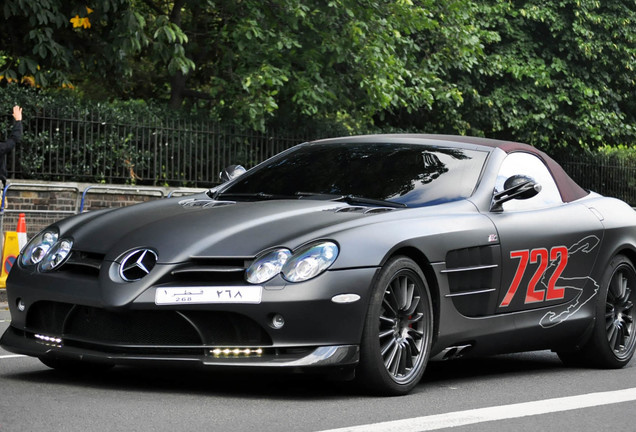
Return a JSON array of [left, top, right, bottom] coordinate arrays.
[[0, 325, 359, 370], [1, 266, 376, 371]]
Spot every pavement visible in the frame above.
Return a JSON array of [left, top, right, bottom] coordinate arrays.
[[1, 289, 8, 318]]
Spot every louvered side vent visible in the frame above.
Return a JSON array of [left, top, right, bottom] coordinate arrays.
[[444, 245, 501, 317]]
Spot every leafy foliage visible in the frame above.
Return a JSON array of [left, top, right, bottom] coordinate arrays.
[[1, 0, 194, 93], [1, 0, 488, 132], [1, 0, 635, 150], [463, 0, 636, 150]]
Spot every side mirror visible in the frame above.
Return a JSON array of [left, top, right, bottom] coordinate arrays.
[[490, 175, 542, 212], [219, 164, 246, 183]]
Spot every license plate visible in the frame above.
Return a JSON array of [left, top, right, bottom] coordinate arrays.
[[155, 286, 262, 305]]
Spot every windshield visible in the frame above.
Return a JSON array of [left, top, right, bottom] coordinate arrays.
[[221, 142, 489, 207]]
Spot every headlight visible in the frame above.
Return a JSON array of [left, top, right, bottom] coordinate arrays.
[[246, 248, 291, 284], [40, 238, 73, 271], [21, 230, 59, 266], [282, 241, 339, 283]]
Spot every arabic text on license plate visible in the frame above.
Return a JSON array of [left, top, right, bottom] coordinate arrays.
[[155, 286, 262, 305]]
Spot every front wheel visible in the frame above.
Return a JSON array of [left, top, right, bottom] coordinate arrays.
[[558, 254, 636, 368], [356, 256, 433, 396]]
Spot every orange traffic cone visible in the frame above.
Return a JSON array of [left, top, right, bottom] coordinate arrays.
[[16, 213, 27, 251]]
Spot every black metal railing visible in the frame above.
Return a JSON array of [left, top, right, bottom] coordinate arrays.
[[4, 110, 636, 205], [7, 109, 320, 187], [558, 154, 636, 206]]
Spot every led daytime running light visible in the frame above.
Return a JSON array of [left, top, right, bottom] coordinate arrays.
[[210, 347, 264, 357]]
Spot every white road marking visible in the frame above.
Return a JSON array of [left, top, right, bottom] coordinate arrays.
[[0, 354, 26, 359], [317, 388, 636, 432]]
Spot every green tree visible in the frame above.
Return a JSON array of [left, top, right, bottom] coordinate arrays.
[[168, 0, 486, 130], [2, 0, 487, 132], [1, 0, 194, 93], [465, 0, 636, 150]]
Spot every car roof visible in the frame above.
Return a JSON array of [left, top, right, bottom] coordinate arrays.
[[310, 134, 589, 203]]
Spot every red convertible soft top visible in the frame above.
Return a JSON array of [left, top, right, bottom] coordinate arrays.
[[421, 135, 589, 203]]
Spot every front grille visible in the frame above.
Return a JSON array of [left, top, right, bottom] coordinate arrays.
[[65, 306, 201, 345], [58, 251, 105, 277], [168, 257, 249, 284], [26, 301, 272, 349]]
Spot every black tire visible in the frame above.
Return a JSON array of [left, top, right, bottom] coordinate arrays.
[[558, 254, 636, 368], [356, 256, 433, 396], [39, 357, 114, 373]]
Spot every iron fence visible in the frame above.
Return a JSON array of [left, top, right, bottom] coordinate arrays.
[[558, 154, 636, 207], [7, 109, 319, 188], [4, 110, 636, 205]]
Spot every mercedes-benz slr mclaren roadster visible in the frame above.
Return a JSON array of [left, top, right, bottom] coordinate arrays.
[[3, 134, 636, 395]]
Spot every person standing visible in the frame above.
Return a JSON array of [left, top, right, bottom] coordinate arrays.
[[0, 106, 22, 187]]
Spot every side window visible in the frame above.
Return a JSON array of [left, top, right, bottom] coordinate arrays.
[[495, 152, 563, 211]]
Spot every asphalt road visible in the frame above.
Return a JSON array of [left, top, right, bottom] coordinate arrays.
[[1, 307, 635, 432]]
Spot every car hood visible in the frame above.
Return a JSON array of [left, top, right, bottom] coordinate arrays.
[[61, 194, 394, 263]]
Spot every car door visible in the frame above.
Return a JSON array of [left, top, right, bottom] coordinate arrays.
[[487, 152, 604, 320]]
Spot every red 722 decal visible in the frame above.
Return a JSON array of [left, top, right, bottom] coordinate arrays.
[[499, 246, 568, 307]]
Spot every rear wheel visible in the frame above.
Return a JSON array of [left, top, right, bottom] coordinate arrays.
[[558, 254, 636, 368], [356, 256, 433, 396]]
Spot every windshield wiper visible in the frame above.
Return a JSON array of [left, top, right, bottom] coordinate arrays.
[[213, 191, 406, 207], [296, 192, 406, 208], [337, 195, 406, 208], [295, 192, 343, 200]]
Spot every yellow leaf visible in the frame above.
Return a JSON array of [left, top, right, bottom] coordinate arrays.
[[21, 76, 36, 87], [70, 15, 82, 27], [86, 6, 94, 14], [70, 15, 91, 29]]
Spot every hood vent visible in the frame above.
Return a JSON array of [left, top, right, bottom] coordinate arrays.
[[179, 198, 235, 208], [333, 206, 397, 214]]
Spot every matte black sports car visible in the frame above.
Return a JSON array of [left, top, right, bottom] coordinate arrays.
[[2, 134, 636, 395]]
